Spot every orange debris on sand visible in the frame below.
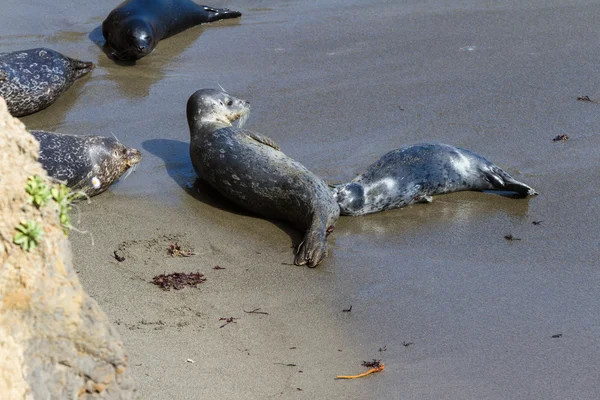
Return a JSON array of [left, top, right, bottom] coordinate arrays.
[[335, 363, 385, 379]]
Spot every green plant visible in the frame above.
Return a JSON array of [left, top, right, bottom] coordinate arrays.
[[25, 175, 52, 207], [51, 184, 86, 234], [13, 220, 44, 251]]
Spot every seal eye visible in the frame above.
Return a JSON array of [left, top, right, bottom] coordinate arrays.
[[227, 100, 233, 106]]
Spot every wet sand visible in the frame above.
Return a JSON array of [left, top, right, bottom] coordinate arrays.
[[2, 0, 600, 398]]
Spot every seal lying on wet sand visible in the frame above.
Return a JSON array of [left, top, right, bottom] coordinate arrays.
[[332, 143, 537, 216], [31, 131, 142, 197], [0, 48, 93, 117], [102, 0, 242, 60], [187, 89, 340, 267]]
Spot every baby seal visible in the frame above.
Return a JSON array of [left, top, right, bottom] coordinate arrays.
[[102, 0, 242, 60], [333, 143, 537, 216], [0, 48, 93, 117], [187, 89, 340, 267], [31, 130, 142, 197]]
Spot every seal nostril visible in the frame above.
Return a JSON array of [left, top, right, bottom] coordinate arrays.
[[136, 45, 145, 51]]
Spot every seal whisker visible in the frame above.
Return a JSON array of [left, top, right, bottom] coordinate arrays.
[[214, 82, 227, 93], [110, 131, 121, 144], [237, 112, 249, 129]]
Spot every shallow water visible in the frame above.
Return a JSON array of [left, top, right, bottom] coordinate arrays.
[[2, 1, 599, 399]]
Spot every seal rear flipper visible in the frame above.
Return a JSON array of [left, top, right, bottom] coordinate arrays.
[[69, 59, 94, 80], [294, 229, 328, 268], [485, 167, 538, 197], [203, 7, 242, 22]]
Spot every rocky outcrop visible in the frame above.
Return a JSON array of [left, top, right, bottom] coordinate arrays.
[[0, 96, 136, 399]]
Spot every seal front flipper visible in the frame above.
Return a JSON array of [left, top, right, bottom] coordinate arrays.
[[294, 225, 328, 268], [203, 7, 242, 22], [244, 130, 281, 151]]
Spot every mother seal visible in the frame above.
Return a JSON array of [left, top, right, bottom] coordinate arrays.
[[0, 48, 93, 117], [187, 89, 340, 267], [332, 143, 538, 216], [31, 131, 142, 197], [102, 0, 242, 60]]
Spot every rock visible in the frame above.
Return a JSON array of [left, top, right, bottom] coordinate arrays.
[[0, 96, 136, 399]]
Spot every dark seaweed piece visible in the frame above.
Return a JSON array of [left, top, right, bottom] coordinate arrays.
[[402, 341, 414, 347], [379, 345, 387, 352], [342, 305, 353, 313], [577, 95, 592, 102], [504, 234, 522, 241], [361, 359, 382, 368], [113, 250, 125, 262], [152, 272, 206, 290], [213, 265, 226, 270], [551, 333, 563, 338], [219, 317, 239, 328], [532, 220, 544, 225], [243, 308, 269, 315], [552, 134, 569, 142]]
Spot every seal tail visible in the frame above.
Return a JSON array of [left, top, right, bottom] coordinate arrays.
[[203, 7, 242, 22], [70, 59, 94, 80], [485, 167, 538, 197]]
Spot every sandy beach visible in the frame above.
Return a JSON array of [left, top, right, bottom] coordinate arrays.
[[2, 0, 599, 398]]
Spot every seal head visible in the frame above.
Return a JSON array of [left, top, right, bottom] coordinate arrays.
[[31, 131, 142, 197], [187, 89, 340, 267], [106, 18, 156, 60]]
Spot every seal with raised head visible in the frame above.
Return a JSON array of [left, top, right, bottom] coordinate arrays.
[[102, 0, 242, 61], [0, 48, 93, 117], [187, 89, 340, 267], [332, 143, 538, 216], [31, 130, 142, 197]]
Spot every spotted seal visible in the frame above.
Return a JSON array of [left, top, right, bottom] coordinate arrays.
[[31, 130, 142, 197], [332, 143, 538, 216], [102, 0, 242, 61], [187, 89, 340, 267], [0, 48, 93, 117]]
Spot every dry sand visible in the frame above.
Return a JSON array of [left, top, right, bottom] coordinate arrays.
[[2, 0, 599, 398]]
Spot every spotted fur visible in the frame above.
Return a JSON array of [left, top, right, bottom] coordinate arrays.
[[333, 143, 538, 216], [187, 89, 340, 267], [31, 130, 142, 197], [0, 48, 93, 117]]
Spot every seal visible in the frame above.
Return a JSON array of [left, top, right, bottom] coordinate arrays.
[[187, 89, 340, 267], [332, 143, 538, 216], [31, 130, 142, 197], [102, 0, 242, 61], [0, 48, 93, 117]]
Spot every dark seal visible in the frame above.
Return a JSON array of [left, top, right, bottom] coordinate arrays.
[[102, 0, 242, 60], [31, 130, 142, 197], [333, 143, 538, 216], [187, 89, 340, 267], [0, 48, 93, 117]]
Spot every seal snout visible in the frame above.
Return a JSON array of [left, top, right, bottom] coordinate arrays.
[[126, 148, 142, 166]]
